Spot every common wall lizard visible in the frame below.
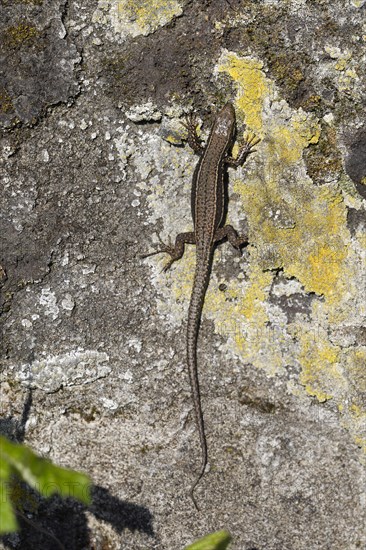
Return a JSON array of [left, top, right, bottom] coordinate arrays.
[[145, 103, 259, 509]]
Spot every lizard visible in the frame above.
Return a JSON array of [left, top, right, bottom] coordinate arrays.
[[144, 103, 259, 510]]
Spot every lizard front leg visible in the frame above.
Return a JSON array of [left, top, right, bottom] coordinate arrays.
[[214, 225, 248, 251], [142, 231, 196, 271], [225, 134, 260, 168], [181, 113, 204, 155]]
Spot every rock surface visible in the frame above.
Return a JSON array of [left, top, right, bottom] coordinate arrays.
[[1, 1, 365, 549]]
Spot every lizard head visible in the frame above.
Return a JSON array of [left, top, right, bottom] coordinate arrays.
[[212, 103, 236, 144]]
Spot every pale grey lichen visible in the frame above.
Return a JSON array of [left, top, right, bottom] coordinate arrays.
[[13, 350, 111, 393], [92, 0, 183, 42]]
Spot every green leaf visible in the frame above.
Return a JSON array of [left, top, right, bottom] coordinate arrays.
[[184, 530, 232, 550], [0, 456, 18, 534], [0, 435, 91, 534]]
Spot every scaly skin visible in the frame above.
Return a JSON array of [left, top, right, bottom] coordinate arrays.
[[144, 103, 259, 509]]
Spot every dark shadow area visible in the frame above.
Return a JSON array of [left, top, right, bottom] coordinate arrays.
[[0, 389, 33, 442], [16, 388, 33, 441], [90, 485, 154, 537], [1, 391, 155, 549], [2, 487, 154, 550]]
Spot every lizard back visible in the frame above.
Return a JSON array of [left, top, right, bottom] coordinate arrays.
[[187, 103, 237, 508], [191, 103, 236, 248]]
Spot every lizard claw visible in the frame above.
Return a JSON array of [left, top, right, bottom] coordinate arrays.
[[242, 133, 261, 152], [141, 233, 172, 259], [162, 259, 174, 272], [156, 233, 173, 250], [142, 232, 179, 272], [180, 111, 199, 132], [140, 250, 160, 259]]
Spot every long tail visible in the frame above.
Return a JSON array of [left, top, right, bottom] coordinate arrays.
[[187, 246, 214, 510]]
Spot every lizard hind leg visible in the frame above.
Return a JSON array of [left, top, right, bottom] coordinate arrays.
[[161, 231, 196, 271], [140, 233, 172, 259], [142, 231, 196, 272], [214, 225, 248, 253]]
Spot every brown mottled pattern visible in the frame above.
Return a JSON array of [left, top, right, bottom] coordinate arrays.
[[187, 104, 237, 508], [144, 103, 258, 509]]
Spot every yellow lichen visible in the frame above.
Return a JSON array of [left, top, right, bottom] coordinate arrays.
[[236, 268, 272, 323], [134, 0, 181, 30], [291, 110, 321, 145], [146, 50, 363, 459], [298, 332, 346, 401], [95, 0, 182, 38], [324, 47, 359, 94], [218, 52, 350, 304], [218, 55, 269, 135], [211, 51, 364, 452]]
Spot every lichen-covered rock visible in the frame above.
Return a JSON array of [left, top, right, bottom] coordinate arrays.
[[1, 1, 365, 549], [0, 0, 80, 127]]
